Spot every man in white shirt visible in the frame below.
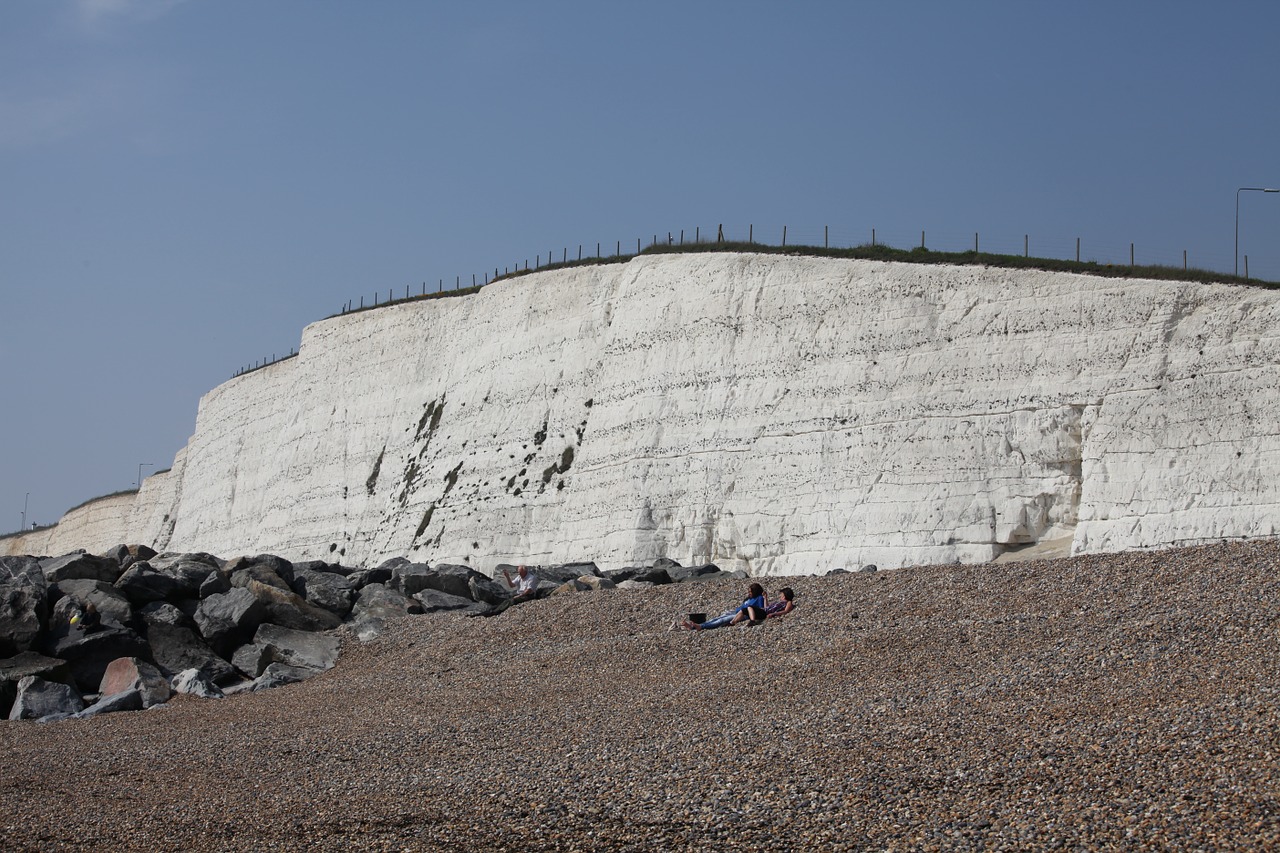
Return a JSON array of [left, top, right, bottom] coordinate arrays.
[[476, 564, 541, 617], [502, 564, 539, 603]]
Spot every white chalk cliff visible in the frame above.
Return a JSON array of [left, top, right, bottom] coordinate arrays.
[[6, 253, 1278, 575]]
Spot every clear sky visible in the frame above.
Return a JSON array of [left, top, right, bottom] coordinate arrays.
[[3, 0, 1279, 533]]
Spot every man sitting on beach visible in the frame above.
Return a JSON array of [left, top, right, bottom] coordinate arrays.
[[502, 564, 539, 604], [478, 564, 540, 618]]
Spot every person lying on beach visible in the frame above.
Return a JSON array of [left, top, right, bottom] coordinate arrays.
[[762, 587, 795, 618], [681, 582, 767, 631]]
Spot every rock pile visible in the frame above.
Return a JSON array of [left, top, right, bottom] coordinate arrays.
[[1, 545, 733, 721]]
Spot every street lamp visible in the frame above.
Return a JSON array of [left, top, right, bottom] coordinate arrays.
[[136, 463, 153, 490], [1236, 186, 1279, 276], [21, 492, 29, 531]]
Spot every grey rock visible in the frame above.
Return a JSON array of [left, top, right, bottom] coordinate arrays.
[[605, 566, 673, 585], [198, 570, 232, 598], [667, 563, 722, 583], [194, 588, 267, 656], [9, 675, 85, 721], [46, 624, 151, 693], [171, 668, 224, 699], [250, 662, 320, 691], [115, 559, 215, 605], [139, 601, 195, 629], [149, 552, 222, 573], [252, 623, 340, 672], [98, 657, 171, 708], [0, 567, 48, 657], [0, 652, 73, 718], [244, 580, 343, 632], [412, 588, 484, 614], [229, 565, 291, 593], [292, 560, 355, 578], [351, 583, 420, 620], [231, 642, 270, 678], [40, 552, 121, 585], [145, 621, 239, 685], [468, 573, 513, 605], [290, 568, 354, 618], [53, 579, 134, 627], [347, 566, 392, 589], [75, 687, 144, 718], [389, 563, 437, 597], [400, 564, 479, 600]]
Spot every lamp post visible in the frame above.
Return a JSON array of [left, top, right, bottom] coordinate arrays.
[[21, 492, 28, 531], [135, 463, 153, 490], [1236, 187, 1279, 276]]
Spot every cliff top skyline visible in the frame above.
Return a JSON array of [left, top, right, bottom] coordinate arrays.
[[4, 0, 1279, 529]]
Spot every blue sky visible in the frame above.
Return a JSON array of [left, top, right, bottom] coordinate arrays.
[[3, 0, 1279, 533]]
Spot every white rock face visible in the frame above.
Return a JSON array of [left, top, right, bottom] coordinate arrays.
[[4, 254, 1279, 574]]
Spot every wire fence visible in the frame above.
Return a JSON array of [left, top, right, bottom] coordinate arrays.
[[232, 222, 1276, 379]]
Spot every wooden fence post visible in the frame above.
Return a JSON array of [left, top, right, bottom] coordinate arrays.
[[1130, 243, 1134, 267], [1025, 235, 1028, 257], [782, 225, 787, 246], [749, 223, 753, 243], [872, 228, 876, 246], [1076, 237, 1080, 263], [825, 225, 828, 248], [974, 232, 979, 252]]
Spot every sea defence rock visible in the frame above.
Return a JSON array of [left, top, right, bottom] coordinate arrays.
[[5, 254, 1280, 573]]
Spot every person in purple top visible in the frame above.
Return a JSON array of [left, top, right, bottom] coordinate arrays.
[[761, 587, 795, 619], [681, 583, 767, 631]]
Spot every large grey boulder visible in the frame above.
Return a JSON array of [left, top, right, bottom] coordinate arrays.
[[0, 560, 48, 656], [389, 563, 437, 597], [46, 624, 151, 692], [99, 656, 171, 708], [414, 564, 475, 598], [468, 574, 513, 605], [346, 566, 393, 589], [231, 554, 295, 585], [252, 623, 339, 673], [351, 583, 420, 620], [53, 579, 134, 627], [292, 560, 355, 578], [244, 580, 343, 633], [194, 588, 266, 656], [289, 568, 355, 618], [75, 688, 144, 718], [171, 668, 224, 699], [40, 552, 121, 585], [103, 544, 157, 569], [115, 559, 216, 605], [149, 552, 222, 573], [198, 570, 232, 598], [143, 619, 239, 685], [515, 562, 601, 585], [605, 566, 674, 585], [667, 563, 723, 583], [229, 560, 292, 592], [412, 589, 484, 614], [249, 662, 318, 691], [1, 652, 74, 718], [9, 675, 85, 721]]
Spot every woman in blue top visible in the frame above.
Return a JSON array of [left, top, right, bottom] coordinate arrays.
[[681, 583, 767, 631]]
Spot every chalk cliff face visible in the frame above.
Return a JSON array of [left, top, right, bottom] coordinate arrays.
[[6, 253, 1279, 574]]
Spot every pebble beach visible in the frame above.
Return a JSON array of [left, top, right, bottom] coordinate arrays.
[[4, 539, 1280, 851]]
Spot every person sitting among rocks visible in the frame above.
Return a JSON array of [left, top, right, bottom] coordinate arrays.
[[71, 602, 103, 633], [477, 564, 540, 618], [681, 583, 767, 631]]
